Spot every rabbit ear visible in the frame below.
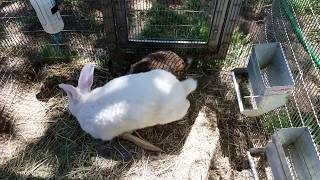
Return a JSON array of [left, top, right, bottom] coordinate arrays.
[[78, 64, 94, 93], [59, 84, 80, 102]]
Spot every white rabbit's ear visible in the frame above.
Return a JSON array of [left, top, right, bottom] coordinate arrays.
[[78, 64, 94, 93], [59, 84, 80, 101]]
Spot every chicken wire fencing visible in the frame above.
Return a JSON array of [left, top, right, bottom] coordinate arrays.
[[264, 0, 320, 153], [126, 0, 211, 43], [0, 0, 319, 178], [262, 0, 320, 176], [0, 0, 107, 139], [222, 0, 320, 177], [0, 0, 107, 61], [0, 0, 243, 60], [107, 0, 242, 56]]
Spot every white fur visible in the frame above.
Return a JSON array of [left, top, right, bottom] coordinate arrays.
[[181, 79, 197, 95], [59, 64, 197, 141]]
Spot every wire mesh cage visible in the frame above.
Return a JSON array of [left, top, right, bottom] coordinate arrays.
[[224, 0, 320, 178], [106, 0, 242, 57], [0, 0, 107, 61], [0, 0, 319, 178], [260, 0, 320, 177], [224, 0, 319, 148], [126, 0, 210, 43], [261, 0, 320, 151], [0, 0, 243, 62]]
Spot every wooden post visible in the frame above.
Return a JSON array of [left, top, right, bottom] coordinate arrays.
[[103, 0, 117, 50], [208, 0, 230, 52], [220, 0, 242, 45], [113, 0, 128, 46]]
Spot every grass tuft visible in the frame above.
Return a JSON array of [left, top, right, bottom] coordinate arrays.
[[140, 1, 209, 41], [36, 45, 78, 62]]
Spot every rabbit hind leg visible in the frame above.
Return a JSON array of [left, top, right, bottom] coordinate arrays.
[[165, 100, 190, 124]]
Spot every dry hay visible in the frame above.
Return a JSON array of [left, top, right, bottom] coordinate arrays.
[[0, 57, 198, 178], [0, 55, 272, 179]]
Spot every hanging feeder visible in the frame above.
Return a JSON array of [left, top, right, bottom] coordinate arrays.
[[231, 42, 294, 117], [247, 127, 320, 180]]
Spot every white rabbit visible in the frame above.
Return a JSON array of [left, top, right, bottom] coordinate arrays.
[[59, 64, 197, 150]]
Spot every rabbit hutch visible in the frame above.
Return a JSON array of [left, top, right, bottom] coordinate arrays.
[[0, 0, 320, 179]]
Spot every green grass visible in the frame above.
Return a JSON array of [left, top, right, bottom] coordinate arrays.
[[222, 28, 252, 68], [63, 0, 101, 31], [64, 0, 80, 7], [139, 1, 209, 41], [261, 107, 320, 149], [263, 110, 320, 150], [37, 45, 77, 61], [262, 112, 292, 134], [261, 106, 302, 135], [231, 28, 251, 45], [291, 0, 320, 15], [186, 0, 204, 11], [261, 109, 320, 152]]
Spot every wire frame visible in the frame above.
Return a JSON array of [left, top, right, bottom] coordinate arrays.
[[224, 0, 320, 153], [260, 0, 320, 152], [0, 0, 107, 60], [219, 0, 319, 177], [126, 0, 210, 43]]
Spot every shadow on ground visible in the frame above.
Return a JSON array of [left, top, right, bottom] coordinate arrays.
[[0, 109, 137, 178], [0, 50, 270, 178], [0, 105, 16, 140], [187, 60, 268, 177], [0, 56, 202, 178]]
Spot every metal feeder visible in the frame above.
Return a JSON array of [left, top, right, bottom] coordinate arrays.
[[231, 42, 294, 117], [247, 127, 320, 180]]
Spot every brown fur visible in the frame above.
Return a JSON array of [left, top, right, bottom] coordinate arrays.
[[128, 51, 190, 79]]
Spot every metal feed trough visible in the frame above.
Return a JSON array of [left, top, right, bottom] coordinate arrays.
[[247, 127, 320, 180], [231, 42, 294, 117]]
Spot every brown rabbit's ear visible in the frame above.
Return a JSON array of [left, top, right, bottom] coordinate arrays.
[[78, 64, 94, 93], [59, 84, 80, 102]]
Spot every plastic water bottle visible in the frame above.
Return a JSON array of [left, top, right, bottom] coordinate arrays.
[[29, 0, 64, 34]]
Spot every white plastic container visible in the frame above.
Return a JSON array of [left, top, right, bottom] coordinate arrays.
[[30, 0, 64, 34]]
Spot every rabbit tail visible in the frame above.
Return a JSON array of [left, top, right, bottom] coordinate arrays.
[[181, 78, 197, 96], [185, 57, 193, 70]]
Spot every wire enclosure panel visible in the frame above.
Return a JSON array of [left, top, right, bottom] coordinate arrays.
[[126, 0, 211, 43], [263, 0, 320, 153], [107, 0, 242, 55], [0, 0, 107, 60], [225, 0, 320, 153]]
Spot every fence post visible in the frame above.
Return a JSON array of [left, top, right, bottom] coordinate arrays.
[[103, 0, 117, 50]]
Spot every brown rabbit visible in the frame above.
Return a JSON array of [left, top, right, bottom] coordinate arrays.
[[126, 51, 192, 79]]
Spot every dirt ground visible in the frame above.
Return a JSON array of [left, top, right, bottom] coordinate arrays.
[[0, 52, 273, 179], [0, 2, 272, 175]]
